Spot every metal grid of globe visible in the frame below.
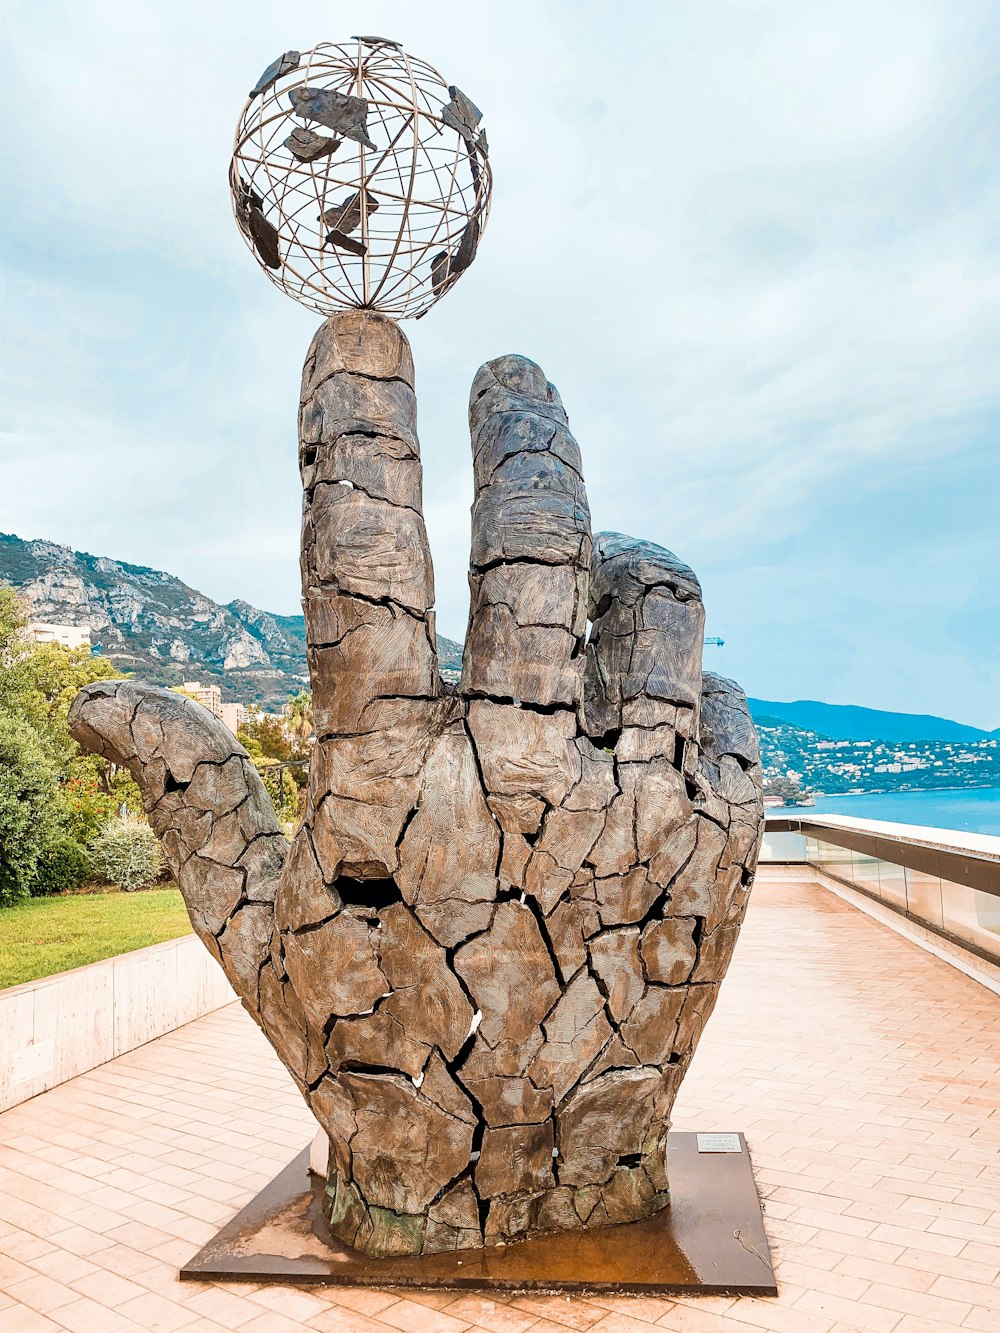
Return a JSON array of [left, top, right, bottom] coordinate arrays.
[[229, 38, 492, 319]]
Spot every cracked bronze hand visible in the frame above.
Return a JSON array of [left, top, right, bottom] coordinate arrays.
[[69, 311, 764, 1258]]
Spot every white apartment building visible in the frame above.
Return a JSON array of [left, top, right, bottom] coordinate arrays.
[[28, 622, 91, 650], [183, 681, 246, 735]]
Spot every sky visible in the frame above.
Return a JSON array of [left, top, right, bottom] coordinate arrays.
[[2, 0, 999, 727]]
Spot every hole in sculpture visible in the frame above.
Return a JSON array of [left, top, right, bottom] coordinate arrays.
[[333, 875, 403, 909], [591, 728, 621, 753]]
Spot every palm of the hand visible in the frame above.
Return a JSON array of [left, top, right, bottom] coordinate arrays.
[[70, 312, 763, 1258]]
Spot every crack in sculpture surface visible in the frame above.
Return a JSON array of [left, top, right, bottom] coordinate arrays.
[[69, 311, 764, 1258]]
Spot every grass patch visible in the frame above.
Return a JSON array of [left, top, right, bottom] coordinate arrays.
[[0, 888, 192, 990]]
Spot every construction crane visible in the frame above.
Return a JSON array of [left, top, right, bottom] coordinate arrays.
[[704, 636, 725, 647]]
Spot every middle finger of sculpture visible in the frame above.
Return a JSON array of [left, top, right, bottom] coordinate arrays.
[[69, 37, 764, 1262]]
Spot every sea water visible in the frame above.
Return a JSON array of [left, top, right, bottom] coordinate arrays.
[[781, 787, 1000, 837]]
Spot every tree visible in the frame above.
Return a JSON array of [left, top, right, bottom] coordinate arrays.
[[0, 587, 142, 899], [238, 712, 293, 762], [762, 773, 812, 804], [0, 712, 62, 905], [285, 690, 313, 744], [237, 730, 299, 821]]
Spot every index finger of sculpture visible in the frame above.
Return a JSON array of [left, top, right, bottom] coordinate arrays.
[[299, 310, 439, 740], [584, 532, 706, 764], [461, 355, 592, 708]]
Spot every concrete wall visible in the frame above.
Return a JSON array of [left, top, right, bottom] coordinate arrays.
[[0, 935, 235, 1112]]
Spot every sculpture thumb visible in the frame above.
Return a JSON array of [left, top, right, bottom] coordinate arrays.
[[69, 681, 288, 1018]]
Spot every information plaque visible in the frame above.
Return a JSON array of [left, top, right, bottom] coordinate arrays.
[[696, 1132, 743, 1153]]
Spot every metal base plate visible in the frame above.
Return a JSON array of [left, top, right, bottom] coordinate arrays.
[[180, 1132, 776, 1296]]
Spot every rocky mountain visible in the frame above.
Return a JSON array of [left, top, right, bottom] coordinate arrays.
[[0, 533, 463, 706]]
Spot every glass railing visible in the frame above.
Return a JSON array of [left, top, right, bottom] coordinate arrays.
[[761, 816, 1000, 966]]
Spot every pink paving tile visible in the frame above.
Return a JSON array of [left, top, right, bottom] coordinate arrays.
[[580, 1316, 666, 1333], [892, 1317, 976, 1333], [508, 1295, 607, 1328], [929, 1274, 1000, 1313], [307, 1307, 408, 1333], [0, 1305, 67, 1332], [862, 1279, 974, 1322], [376, 1294, 472, 1331], [714, 1298, 836, 1332], [4, 1273, 78, 1314], [791, 1287, 902, 1331], [324, 1286, 401, 1317], [239, 1313, 326, 1333], [588, 1295, 676, 1322], [0, 1232, 56, 1264], [963, 1309, 1000, 1332], [114, 1289, 201, 1330], [179, 1284, 268, 1327], [69, 1269, 149, 1307], [51, 1293, 144, 1332], [21, 1252, 100, 1285], [440, 1292, 542, 1331], [245, 1284, 333, 1321]]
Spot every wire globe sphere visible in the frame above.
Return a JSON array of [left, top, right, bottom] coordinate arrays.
[[229, 38, 491, 320]]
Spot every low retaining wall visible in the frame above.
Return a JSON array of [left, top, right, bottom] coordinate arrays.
[[0, 934, 235, 1112]]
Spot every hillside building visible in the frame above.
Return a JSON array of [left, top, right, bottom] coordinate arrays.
[[28, 622, 91, 650], [183, 680, 245, 735]]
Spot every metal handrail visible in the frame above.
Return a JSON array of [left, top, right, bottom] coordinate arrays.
[[765, 815, 1000, 898]]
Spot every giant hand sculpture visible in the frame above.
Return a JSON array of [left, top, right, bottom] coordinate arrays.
[[69, 312, 764, 1258]]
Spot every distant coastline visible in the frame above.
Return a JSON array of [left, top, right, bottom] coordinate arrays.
[[795, 781, 998, 801]]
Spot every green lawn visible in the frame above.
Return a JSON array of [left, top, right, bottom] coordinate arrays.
[[0, 889, 192, 990]]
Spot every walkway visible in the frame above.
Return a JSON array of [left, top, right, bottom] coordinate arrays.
[[1, 871, 998, 1332]]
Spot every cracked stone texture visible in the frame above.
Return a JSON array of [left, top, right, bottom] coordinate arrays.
[[69, 310, 764, 1258]]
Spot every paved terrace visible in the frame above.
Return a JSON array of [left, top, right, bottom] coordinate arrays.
[[1, 870, 998, 1333]]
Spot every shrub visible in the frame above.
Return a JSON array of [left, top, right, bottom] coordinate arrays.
[[258, 759, 299, 821], [58, 770, 119, 844], [0, 712, 62, 906], [89, 818, 165, 892], [32, 834, 91, 896]]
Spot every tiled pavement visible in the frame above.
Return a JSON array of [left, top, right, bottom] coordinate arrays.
[[1, 870, 997, 1333]]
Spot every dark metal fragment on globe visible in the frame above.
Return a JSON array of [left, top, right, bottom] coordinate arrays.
[[430, 217, 480, 295], [430, 251, 451, 297], [441, 85, 483, 140], [288, 86, 377, 150], [320, 190, 379, 236], [237, 178, 263, 214], [235, 179, 281, 270], [324, 229, 366, 256], [352, 34, 401, 48], [284, 127, 342, 162], [250, 50, 300, 98], [248, 208, 281, 269]]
